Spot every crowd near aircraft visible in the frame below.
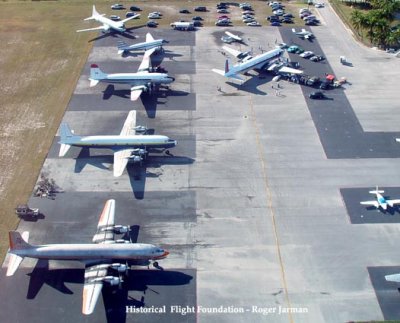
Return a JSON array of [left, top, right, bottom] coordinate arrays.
[[89, 48, 175, 101], [58, 110, 177, 176], [292, 28, 315, 40], [77, 5, 140, 34], [360, 186, 400, 211], [6, 199, 169, 315], [212, 46, 302, 81], [117, 32, 168, 55]]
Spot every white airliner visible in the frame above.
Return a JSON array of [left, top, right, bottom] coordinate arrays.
[[117, 32, 168, 55], [212, 46, 302, 81], [58, 110, 177, 177], [77, 5, 140, 34], [90, 48, 175, 101], [6, 199, 169, 315], [292, 28, 315, 39], [360, 186, 400, 210]]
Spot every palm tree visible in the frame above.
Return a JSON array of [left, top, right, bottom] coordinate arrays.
[[350, 9, 364, 36]]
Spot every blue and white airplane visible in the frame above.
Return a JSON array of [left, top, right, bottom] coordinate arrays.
[[77, 5, 140, 34], [212, 45, 302, 81], [90, 48, 175, 101], [117, 32, 168, 55], [58, 110, 177, 177], [360, 186, 400, 210]]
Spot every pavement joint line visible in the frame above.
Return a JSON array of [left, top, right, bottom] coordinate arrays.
[[248, 95, 294, 323]]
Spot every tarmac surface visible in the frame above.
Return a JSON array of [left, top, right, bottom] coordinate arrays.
[[1, 2, 400, 322]]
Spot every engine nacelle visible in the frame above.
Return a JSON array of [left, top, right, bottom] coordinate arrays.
[[102, 276, 121, 286], [113, 225, 129, 234], [110, 263, 128, 273], [115, 239, 130, 244]]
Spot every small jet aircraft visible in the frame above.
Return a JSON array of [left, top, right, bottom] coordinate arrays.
[[6, 199, 169, 315], [117, 32, 168, 55], [292, 28, 315, 40], [360, 186, 400, 210], [58, 110, 177, 177], [221, 31, 243, 44], [90, 48, 175, 101], [77, 5, 140, 34], [213, 46, 302, 81]]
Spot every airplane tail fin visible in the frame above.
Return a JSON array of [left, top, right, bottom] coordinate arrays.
[[369, 186, 384, 194], [59, 122, 80, 157], [7, 231, 31, 276], [89, 64, 107, 86], [84, 5, 99, 21]]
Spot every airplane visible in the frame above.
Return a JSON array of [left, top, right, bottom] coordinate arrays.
[[6, 199, 169, 315], [221, 31, 243, 44], [89, 48, 175, 101], [58, 110, 177, 177], [385, 273, 400, 283], [77, 5, 140, 34], [360, 186, 400, 210], [117, 32, 168, 56], [292, 28, 315, 40], [212, 46, 302, 81]]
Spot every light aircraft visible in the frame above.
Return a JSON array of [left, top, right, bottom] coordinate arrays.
[[292, 28, 315, 39], [117, 32, 168, 55], [221, 31, 243, 44], [6, 199, 169, 315], [77, 5, 140, 34], [58, 110, 177, 177], [89, 48, 175, 101], [360, 186, 400, 210], [213, 46, 302, 81]]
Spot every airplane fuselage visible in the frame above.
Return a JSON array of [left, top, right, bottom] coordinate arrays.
[[99, 72, 174, 85], [63, 135, 177, 150], [11, 243, 168, 261], [96, 15, 126, 33], [121, 40, 165, 52]]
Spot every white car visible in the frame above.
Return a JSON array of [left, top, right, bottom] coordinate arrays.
[[299, 8, 311, 14], [273, 9, 284, 16], [303, 15, 316, 20], [243, 18, 255, 23], [247, 21, 261, 26], [148, 13, 162, 19], [242, 10, 254, 15], [217, 9, 229, 13], [269, 1, 281, 6], [109, 15, 121, 21], [111, 4, 124, 10], [299, 51, 314, 58], [315, 3, 325, 8]]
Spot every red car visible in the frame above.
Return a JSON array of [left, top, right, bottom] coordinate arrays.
[[218, 15, 229, 19]]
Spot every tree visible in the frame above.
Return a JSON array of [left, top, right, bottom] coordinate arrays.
[[350, 9, 365, 35]]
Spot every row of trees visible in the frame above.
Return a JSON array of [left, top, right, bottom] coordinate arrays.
[[350, 0, 400, 48]]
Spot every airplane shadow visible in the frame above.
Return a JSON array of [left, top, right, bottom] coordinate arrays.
[[226, 72, 274, 95], [18, 213, 45, 222], [74, 148, 112, 174], [364, 204, 400, 215], [88, 26, 146, 43], [26, 262, 193, 323]]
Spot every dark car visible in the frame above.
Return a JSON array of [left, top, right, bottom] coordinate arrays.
[[305, 19, 319, 26], [281, 18, 293, 23], [130, 6, 141, 11], [319, 81, 330, 90], [217, 4, 228, 9], [126, 12, 138, 18], [179, 9, 190, 14], [309, 91, 325, 99], [194, 6, 207, 12], [283, 13, 293, 18], [270, 21, 281, 26], [310, 55, 325, 62], [147, 21, 158, 28], [215, 20, 230, 26], [193, 20, 202, 27], [267, 15, 280, 21], [192, 16, 203, 20], [306, 76, 320, 86]]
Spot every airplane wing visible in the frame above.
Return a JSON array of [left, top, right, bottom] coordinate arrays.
[[130, 85, 146, 101], [278, 66, 304, 74], [360, 201, 379, 208], [387, 199, 400, 206], [137, 49, 152, 72], [92, 199, 115, 243], [225, 31, 242, 41], [77, 26, 106, 33], [82, 265, 106, 315], [121, 13, 140, 24], [146, 32, 155, 42], [301, 28, 307, 33], [120, 110, 137, 136], [114, 149, 133, 177], [222, 45, 244, 58]]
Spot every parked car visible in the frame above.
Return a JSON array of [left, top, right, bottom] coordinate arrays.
[[247, 21, 261, 26], [109, 15, 121, 21], [218, 18, 231, 24], [215, 20, 230, 26], [315, 3, 325, 8], [267, 15, 280, 21], [300, 12, 311, 19], [194, 6, 207, 12], [126, 12, 138, 18], [270, 21, 281, 26], [273, 9, 284, 16], [299, 51, 314, 58], [283, 13, 294, 18], [179, 9, 190, 14], [192, 16, 203, 20], [148, 13, 162, 19], [303, 15, 316, 20], [242, 10, 254, 15], [281, 18, 293, 23], [287, 45, 304, 54], [299, 8, 311, 14], [147, 21, 158, 27], [217, 9, 229, 13], [306, 76, 320, 86], [305, 19, 319, 25], [243, 18, 255, 23], [192, 20, 202, 27], [319, 81, 330, 90], [309, 91, 325, 99], [269, 1, 282, 6], [130, 6, 141, 11], [111, 4, 124, 10], [310, 55, 325, 62], [217, 4, 228, 9]]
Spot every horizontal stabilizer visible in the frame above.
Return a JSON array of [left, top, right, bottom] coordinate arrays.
[[59, 144, 72, 157], [385, 273, 400, 282], [211, 68, 226, 77], [6, 254, 24, 276], [369, 190, 384, 194], [90, 79, 100, 87]]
